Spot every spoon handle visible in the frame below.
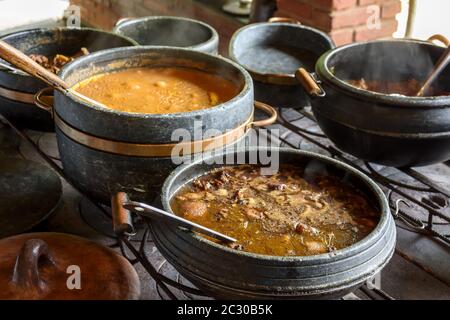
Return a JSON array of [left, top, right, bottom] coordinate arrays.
[[416, 46, 450, 96], [123, 201, 237, 243], [0, 40, 69, 90]]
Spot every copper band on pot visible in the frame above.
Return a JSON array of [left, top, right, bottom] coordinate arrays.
[[54, 112, 255, 158], [0, 86, 36, 104]]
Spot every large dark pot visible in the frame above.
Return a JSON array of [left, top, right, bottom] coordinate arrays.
[[155, 147, 396, 299], [46, 47, 274, 204], [113, 16, 219, 54], [299, 39, 450, 167], [0, 27, 137, 131], [229, 20, 335, 109]]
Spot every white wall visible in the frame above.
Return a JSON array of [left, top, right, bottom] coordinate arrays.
[[395, 0, 450, 41]]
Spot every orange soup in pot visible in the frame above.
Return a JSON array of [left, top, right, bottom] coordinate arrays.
[[72, 67, 239, 114]]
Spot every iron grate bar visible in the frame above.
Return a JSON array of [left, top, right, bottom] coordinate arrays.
[[271, 107, 450, 245]]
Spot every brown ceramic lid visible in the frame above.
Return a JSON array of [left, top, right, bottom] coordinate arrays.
[[0, 232, 140, 300]]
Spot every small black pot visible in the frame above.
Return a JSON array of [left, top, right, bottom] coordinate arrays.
[[113, 16, 219, 54], [156, 147, 396, 299], [300, 39, 450, 167], [0, 27, 137, 131], [229, 21, 335, 109]]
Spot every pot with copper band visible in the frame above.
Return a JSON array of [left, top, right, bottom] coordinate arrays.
[[35, 47, 275, 204]]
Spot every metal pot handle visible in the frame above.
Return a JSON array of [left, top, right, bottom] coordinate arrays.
[[295, 68, 326, 97], [111, 192, 135, 236], [115, 17, 134, 27], [11, 239, 56, 295], [252, 101, 278, 127], [34, 87, 54, 114], [427, 34, 449, 47], [268, 17, 301, 24]]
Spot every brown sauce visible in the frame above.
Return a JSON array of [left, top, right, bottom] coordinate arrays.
[[72, 67, 239, 114], [171, 165, 379, 256], [347, 78, 449, 96]]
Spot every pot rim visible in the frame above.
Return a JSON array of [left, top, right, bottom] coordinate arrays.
[[229, 22, 335, 80], [58, 46, 253, 120], [112, 15, 219, 51], [0, 26, 138, 77], [161, 146, 391, 262], [316, 39, 450, 108]]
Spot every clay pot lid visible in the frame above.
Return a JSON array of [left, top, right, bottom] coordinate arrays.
[[0, 232, 140, 300]]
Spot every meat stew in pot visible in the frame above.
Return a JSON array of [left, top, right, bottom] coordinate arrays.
[[346, 78, 450, 96], [171, 164, 379, 256]]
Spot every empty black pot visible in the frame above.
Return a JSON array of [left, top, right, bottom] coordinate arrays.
[[229, 20, 335, 109], [113, 16, 219, 54], [0, 27, 137, 131], [299, 39, 450, 167]]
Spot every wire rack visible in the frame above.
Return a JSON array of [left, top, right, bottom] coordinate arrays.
[[4, 105, 449, 300]]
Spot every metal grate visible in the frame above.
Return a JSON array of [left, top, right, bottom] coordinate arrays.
[[273, 107, 449, 245], [3, 104, 449, 300]]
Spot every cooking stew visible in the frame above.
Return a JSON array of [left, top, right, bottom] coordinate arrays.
[[171, 164, 379, 256], [72, 67, 239, 114], [346, 78, 449, 96], [29, 47, 89, 74]]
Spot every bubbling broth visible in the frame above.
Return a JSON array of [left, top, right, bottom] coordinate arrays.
[[72, 67, 240, 114], [171, 164, 380, 257]]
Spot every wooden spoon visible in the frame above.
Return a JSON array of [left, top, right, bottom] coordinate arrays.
[[416, 45, 450, 97], [0, 40, 109, 108]]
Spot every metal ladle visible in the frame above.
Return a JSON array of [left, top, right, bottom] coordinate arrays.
[[111, 192, 236, 243], [416, 45, 450, 97], [123, 201, 237, 243]]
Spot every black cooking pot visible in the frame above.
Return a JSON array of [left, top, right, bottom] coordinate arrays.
[[229, 19, 335, 109], [113, 16, 219, 54], [0, 27, 137, 131], [298, 38, 450, 167], [155, 147, 396, 299], [34, 47, 275, 204]]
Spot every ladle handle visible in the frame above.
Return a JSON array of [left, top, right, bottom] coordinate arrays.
[[0, 40, 69, 90], [111, 192, 135, 236], [416, 45, 450, 97]]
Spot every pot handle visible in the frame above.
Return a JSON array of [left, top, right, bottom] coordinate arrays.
[[268, 17, 301, 24], [11, 239, 56, 296], [252, 101, 278, 127], [427, 34, 449, 47], [111, 192, 135, 236], [295, 68, 326, 97], [34, 87, 54, 114], [115, 17, 134, 27]]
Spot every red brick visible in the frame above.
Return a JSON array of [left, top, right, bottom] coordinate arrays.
[[358, 0, 379, 5], [381, 0, 402, 18], [329, 28, 354, 46], [311, 5, 376, 31], [308, 0, 357, 11], [354, 18, 398, 41], [277, 0, 312, 20]]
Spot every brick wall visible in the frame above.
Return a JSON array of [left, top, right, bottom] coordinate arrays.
[[276, 0, 401, 46], [69, 0, 242, 54]]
